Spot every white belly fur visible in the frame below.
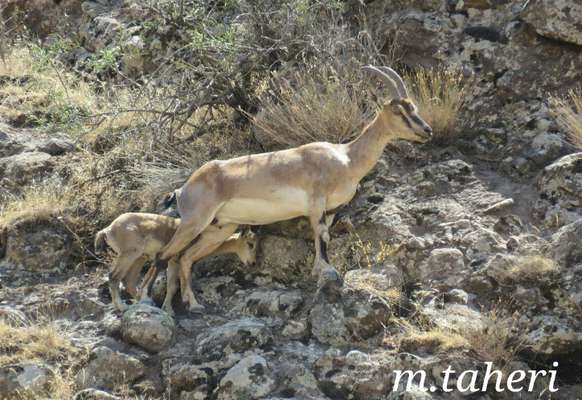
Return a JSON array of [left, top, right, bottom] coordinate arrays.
[[216, 187, 310, 224]]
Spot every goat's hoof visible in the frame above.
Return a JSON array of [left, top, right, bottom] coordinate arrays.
[[115, 303, 128, 312], [188, 303, 205, 313], [161, 304, 175, 316]]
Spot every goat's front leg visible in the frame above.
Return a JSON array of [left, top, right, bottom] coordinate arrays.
[[159, 198, 223, 261], [178, 224, 238, 312], [161, 259, 180, 315], [309, 199, 332, 277], [139, 255, 171, 305]]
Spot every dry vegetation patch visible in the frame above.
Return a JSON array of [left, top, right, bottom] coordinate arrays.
[[550, 88, 582, 150], [397, 307, 522, 367], [507, 255, 559, 284], [405, 66, 470, 143], [0, 319, 84, 398], [0, 46, 96, 129], [0, 177, 69, 225], [400, 330, 470, 353]]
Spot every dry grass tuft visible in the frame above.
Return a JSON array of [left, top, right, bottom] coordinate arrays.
[[405, 66, 470, 142], [251, 66, 372, 148], [549, 88, 582, 150], [0, 177, 69, 225], [400, 330, 470, 353], [461, 308, 521, 366], [396, 306, 522, 366], [0, 319, 82, 398], [346, 269, 402, 306], [0, 320, 75, 366], [508, 255, 559, 284]]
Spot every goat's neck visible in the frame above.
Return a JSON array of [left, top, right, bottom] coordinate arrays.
[[346, 112, 395, 180]]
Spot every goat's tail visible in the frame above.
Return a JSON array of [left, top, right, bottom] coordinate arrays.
[[94, 230, 109, 254]]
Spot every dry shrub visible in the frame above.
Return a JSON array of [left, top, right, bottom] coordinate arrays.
[[507, 255, 559, 283], [397, 306, 522, 366], [252, 66, 371, 148], [136, 120, 250, 207], [405, 66, 470, 143], [249, 12, 389, 149], [461, 308, 522, 366], [549, 88, 582, 149]]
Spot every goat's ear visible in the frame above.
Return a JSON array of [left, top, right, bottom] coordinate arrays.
[[158, 191, 177, 210]]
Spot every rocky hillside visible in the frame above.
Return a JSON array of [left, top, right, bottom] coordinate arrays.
[[1, 0, 581, 399]]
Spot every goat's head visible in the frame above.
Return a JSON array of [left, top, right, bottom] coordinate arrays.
[[363, 65, 433, 143], [237, 227, 258, 266]]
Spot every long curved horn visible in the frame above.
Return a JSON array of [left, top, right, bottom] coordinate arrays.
[[362, 65, 402, 100], [378, 66, 409, 98]]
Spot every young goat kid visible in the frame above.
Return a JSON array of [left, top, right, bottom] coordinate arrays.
[[95, 213, 257, 313]]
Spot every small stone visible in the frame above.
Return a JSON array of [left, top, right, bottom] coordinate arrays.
[[76, 346, 145, 390], [73, 388, 121, 400], [417, 248, 467, 288], [282, 320, 307, 339], [345, 350, 370, 365]]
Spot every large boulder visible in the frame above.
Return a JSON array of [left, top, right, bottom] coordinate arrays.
[[0, 151, 54, 189], [255, 235, 312, 283], [310, 300, 350, 347], [194, 318, 273, 362], [523, 0, 582, 46], [216, 355, 276, 400], [416, 248, 468, 289], [549, 218, 582, 267], [76, 346, 145, 390], [162, 362, 211, 399], [0, 216, 79, 274], [0, 363, 50, 398], [526, 314, 582, 357], [310, 268, 397, 346], [536, 153, 582, 228], [121, 304, 176, 352]]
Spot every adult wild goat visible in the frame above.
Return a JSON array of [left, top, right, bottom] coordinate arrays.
[[154, 66, 432, 311]]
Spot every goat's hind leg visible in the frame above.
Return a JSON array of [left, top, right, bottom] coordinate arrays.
[[139, 256, 168, 303], [124, 256, 146, 300], [161, 259, 180, 315], [110, 251, 142, 311], [309, 199, 332, 277]]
